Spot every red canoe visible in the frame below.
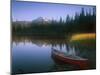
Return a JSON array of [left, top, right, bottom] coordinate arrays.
[[51, 48, 89, 69]]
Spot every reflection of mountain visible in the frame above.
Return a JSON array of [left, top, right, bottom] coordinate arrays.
[[12, 35, 96, 69], [12, 35, 69, 48], [12, 35, 80, 56]]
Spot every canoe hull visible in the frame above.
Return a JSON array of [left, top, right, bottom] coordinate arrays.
[[51, 49, 89, 69]]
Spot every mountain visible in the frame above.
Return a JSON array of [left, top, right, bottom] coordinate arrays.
[[12, 17, 51, 26], [13, 21, 31, 26], [32, 17, 51, 24]]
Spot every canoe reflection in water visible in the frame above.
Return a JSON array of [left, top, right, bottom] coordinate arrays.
[[51, 47, 89, 70]]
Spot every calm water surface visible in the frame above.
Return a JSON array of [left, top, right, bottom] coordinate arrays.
[[12, 36, 96, 74]]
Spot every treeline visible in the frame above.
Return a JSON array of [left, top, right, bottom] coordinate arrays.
[[12, 8, 96, 37]]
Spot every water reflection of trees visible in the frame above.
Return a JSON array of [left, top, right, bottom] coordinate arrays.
[[12, 35, 96, 69], [13, 35, 95, 59], [12, 35, 69, 49]]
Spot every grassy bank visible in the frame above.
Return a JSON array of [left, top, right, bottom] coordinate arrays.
[[69, 33, 96, 46]]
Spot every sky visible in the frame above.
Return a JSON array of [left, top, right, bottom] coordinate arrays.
[[12, 0, 95, 21]]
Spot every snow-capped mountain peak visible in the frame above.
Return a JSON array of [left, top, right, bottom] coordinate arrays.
[[32, 17, 51, 24]]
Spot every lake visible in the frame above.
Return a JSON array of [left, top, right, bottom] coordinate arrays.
[[12, 35, 96, 74]]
